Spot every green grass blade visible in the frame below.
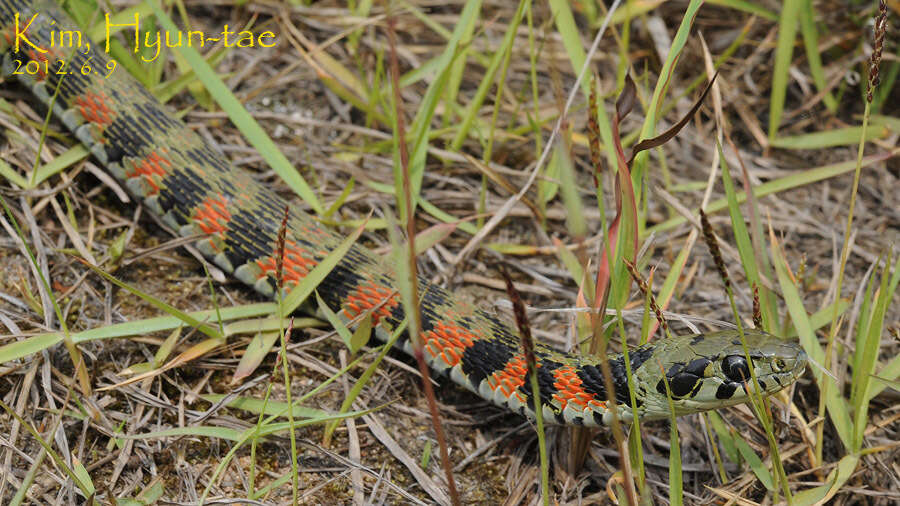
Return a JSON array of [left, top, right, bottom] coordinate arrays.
[[851, 253, 897, 448], [550, 0, 617, 169], [0, 331, 64, 363], [538, 146, 561, 210], [850, 262, 878, 403], [0, 303, 276, 363], [734, 435, 774, 491], [864, 262, 900, 403], [315, 290, 359, 353], [785, 299, 849, 338], [718, 144, 757, 276], [280, 222, 364, 316], [657, 365, 683, 504], [768, 0, 801, 139], [553, 238, 594, 297], [223, 316, 321, 336], [437, 3, 476, 128], [146, 1, 323, 213], [362, 180, 478, 235], [646, 151, 899, 236], [449, 0, 526, 150], [323, 177, 356, 219], [232, 330, 281, 382], [708, 411, 740, 465], [121, 406, 381, 442], [770, 232, 853, 450], [652, 239, 692, 327], [70, 456, 95, 498], [798, 0, 837, 111], [631, 0, 703, 194], [400, 0, 483, 214], [70, 0, 156, 87], [556, 146, 586, 238], [770, 126, 890, 149], [792, 454, 859, 505], [81, 261, 222, 339], [199, 394, 332, 419], [718, 143, 774, 327], [153, 45, 230, 104], [866, 362, 900, 401], [668, 411, 683, 505], [0, 157, 28, 188], [706, 0, 777, 20]]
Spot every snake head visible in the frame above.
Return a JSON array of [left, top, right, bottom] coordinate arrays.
[[628, 330, 807, 422]]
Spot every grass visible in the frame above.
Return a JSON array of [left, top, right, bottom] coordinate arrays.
[[1, 0, 898, 504]]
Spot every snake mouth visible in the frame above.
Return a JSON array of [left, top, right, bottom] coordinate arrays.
[[748, 347, 807, 394]]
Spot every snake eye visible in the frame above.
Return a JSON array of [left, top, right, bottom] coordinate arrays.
[[773, 358, 786, 372], [722, 355, 750, 383]]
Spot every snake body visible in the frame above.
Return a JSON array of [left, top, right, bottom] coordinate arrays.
[[1, 0, 806, 427]]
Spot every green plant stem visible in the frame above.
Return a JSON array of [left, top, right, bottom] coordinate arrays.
[[280, 318, 299, 505], [823, 98, 872, 457], [528, 366, 549, 505]]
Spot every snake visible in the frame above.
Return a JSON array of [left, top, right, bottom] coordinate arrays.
[[1, 0, 807, 427]]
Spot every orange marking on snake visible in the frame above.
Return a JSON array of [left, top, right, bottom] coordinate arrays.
[[192, 193, 231, 235], [489, 354, 528, 399], [423, 321, 477, 366], [551, 365, 605, 410], [73, 91, 114, 126], [255, 240, 318, 288], [25, 49, 50, 79], [342, 281, 398, 325], [126, 150, 171, 194]]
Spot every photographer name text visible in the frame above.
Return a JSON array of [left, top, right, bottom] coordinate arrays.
[[12, 12, 276, 63]]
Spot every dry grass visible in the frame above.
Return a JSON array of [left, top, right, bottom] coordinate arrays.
[[1, 0, 898, 504]]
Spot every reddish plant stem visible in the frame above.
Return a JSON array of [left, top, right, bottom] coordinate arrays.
[[385, 11, 460, 506]]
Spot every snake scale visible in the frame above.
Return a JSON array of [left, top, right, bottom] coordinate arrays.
[[1, 0, 806, 427]]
